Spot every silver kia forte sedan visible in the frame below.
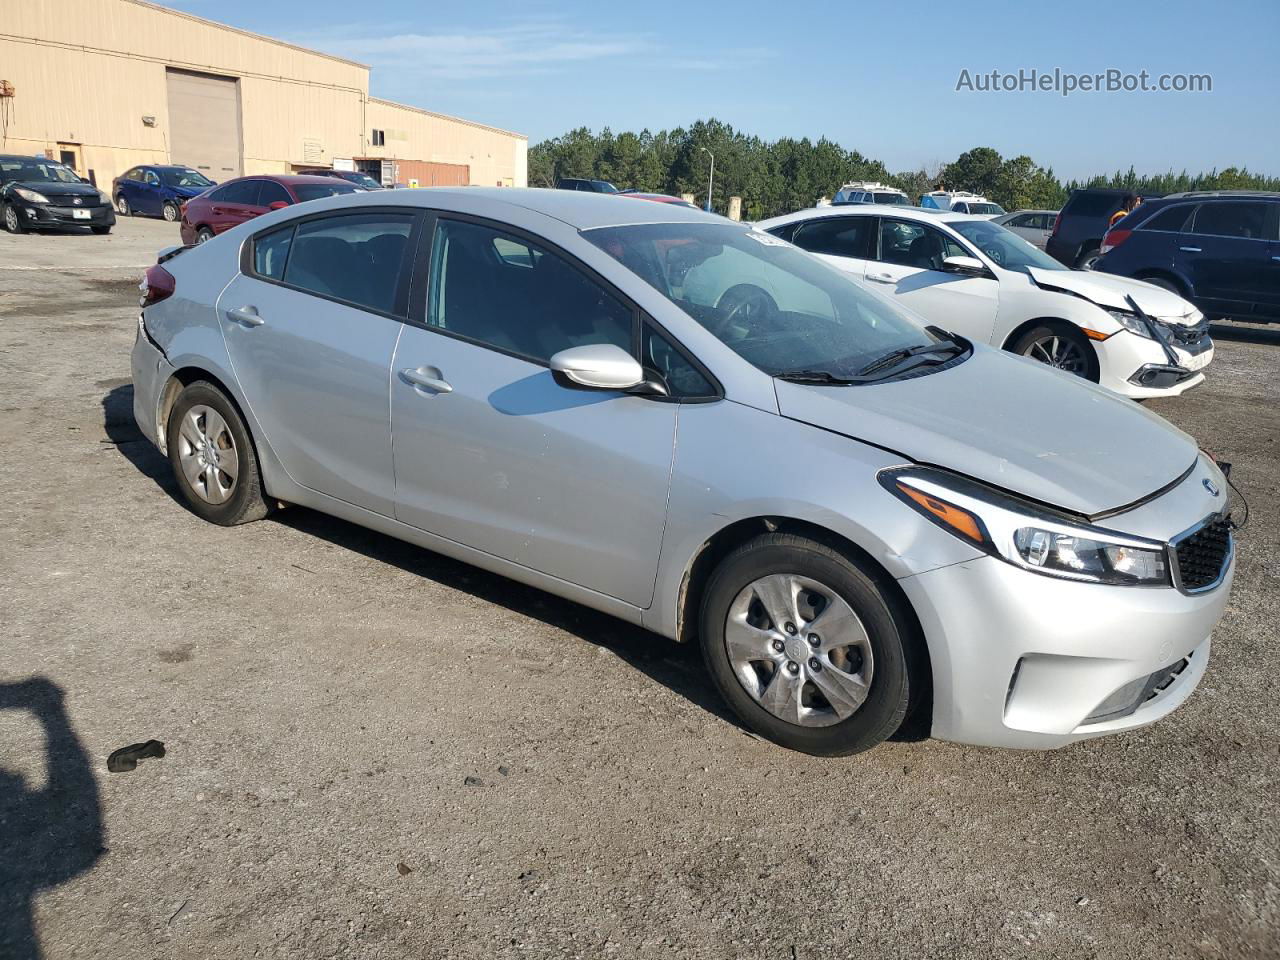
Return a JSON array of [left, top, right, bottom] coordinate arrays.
[[131, 188, 1235, 755]]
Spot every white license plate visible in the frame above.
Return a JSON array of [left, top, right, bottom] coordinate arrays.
[[1184, 347, 1213, 371], [72, 208, 91, 220]]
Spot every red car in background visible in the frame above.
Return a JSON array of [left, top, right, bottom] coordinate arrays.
[[616, 190, 700, 209], [179, 174, 361, 244]]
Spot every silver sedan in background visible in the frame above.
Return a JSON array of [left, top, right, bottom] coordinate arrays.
[[131, 189, 1234, 755], [994, 208, 1059, 249]]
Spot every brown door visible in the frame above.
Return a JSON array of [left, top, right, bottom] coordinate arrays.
[[166, 69, 242, 181], [56, 144, 83, 175]]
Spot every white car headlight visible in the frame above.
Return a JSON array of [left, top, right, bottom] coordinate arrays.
[[1106, 308, 1154, 340], [881, 467, 1171, 586], [14, 187, 50, 203]]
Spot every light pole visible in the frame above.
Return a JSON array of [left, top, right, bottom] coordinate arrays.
[[700, 146, 715, 213]]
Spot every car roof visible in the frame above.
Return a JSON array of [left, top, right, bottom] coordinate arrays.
[[1160, 190, 1280, 200], [222, 173, 355, 185], [758, 203, 961, 228], [328, 187, 719, 229]]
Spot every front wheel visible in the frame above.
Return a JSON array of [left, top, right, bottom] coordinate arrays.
[[1010, 322, 1100, 382], [167, 381, 271, 526], [3, 204, 25, 234], [196, 226, 215, 244], [116, 196, 131, 216], [699, 533, 915, 756]]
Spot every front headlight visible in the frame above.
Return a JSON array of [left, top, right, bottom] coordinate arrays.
[[881, 467, 1170, 587], [99, 191, 111, 204], [1107, 308, 1153, 339], [13, 187, 49, 203]]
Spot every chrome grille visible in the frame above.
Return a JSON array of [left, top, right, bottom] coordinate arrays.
[[1171, 515, 1232, 592]]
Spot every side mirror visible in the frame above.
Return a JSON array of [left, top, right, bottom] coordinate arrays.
[[268, 200, 290, 211], [550, 344, 652, 392], [942, 255, 987, 276]]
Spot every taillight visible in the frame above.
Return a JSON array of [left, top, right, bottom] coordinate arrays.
[[139, 265, 175, 307], [1049, 214, 1061, 237], [1100, 228, 1131, 254]]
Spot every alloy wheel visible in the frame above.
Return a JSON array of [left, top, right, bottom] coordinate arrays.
[[163, 203, 179, 222], [724, 573, 874, 728], [4, 206, 18, 232], [1025, 335, 1088, 375], [117, 197, 129, 215], [175, 404, 239, 504]]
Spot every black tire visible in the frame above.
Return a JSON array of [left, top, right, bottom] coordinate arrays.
[[1009, 321, 1100, 382], [196, 226, 215, 244], [166, 381, 271, 526], [699, 533, 916, 756], [1074, 245, 1100, 270], [1137, 274, 1184, 296], [91, 226, 111, 235], [162, 201, 180, 223], [3, 203, 25, 234], [116, 195, 131, 216]]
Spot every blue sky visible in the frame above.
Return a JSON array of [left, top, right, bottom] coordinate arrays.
[[158, 0, 1279, 180]]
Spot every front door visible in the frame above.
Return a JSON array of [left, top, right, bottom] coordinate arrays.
[[217, 210, 418, 515], [865, 218, 1001, 343], [390, 216, 677, 607], [138, 169, 164, 215], [210, 179, 266, 234]]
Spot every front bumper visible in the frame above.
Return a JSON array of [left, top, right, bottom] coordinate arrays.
[[15, 200, 116, 229], [900, 546, 1233, 749], [1095, 328, 1213, 399], [131, 315, 175, 451]]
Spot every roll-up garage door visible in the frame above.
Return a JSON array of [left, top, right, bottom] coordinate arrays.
[[166, 69, 242, 179]]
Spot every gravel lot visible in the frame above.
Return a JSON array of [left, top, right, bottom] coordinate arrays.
[[2, 215, 1278, 960]]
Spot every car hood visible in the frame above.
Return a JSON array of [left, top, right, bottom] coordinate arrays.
[[7, 179, 100, 198], [168, 185, 208, 198], [1027, 266, 1198, 321], [774, 347, 1197, 517]]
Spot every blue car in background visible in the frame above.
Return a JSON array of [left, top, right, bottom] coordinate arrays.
[[111, 165, 216, 222], [1094, 191, 1280, 323]]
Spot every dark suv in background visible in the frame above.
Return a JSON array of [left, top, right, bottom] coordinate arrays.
[[1046, 188, 1161, 269], [1094, 191, 1280, 323], [555, 177, 618, 193]]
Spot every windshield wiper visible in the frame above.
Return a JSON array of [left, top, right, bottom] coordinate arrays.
[[857, 335, 965, 377], [775, 370, 862, 385]]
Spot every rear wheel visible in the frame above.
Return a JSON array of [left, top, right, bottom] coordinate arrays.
[[1074, 245, 1101, 270], [699, 533, 915, 756], [1010, 322, 1100, 382], [116, 195, 131, 216], [162, 201, 180, 222], [3, 204, 24, 234], [196, 226, 215, 244], [1138, 274, 1184, 296], [167, 381, 271, 526]]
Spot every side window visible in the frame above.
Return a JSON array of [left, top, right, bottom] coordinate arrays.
[[1139, 205, 1195, 233], [792, 217, 873, 259], [219, 181, 260, 205], [879, 221, 967, 270], [492, 235, 542, 268], [282, 213, 414, 314], [253, 225, 294, 280], [258, 181, 291, 207], [1191, 202, 1269, 240], [642, 325, 716, 399], [427, 218, 634, 363], [206, 184, 231, 202], [124, 168, 142, 182], [1008, 214, 1030, 227], [144, 170, 160, 186]]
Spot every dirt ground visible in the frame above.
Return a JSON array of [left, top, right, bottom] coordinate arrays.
[[1, 215, 1278, 960]]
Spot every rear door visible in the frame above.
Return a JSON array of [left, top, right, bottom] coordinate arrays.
[[389, 214, 680, 606], [217, 209, 419, 515], [787, 214, 875, 279], [1183, 201, 1278, 318], [865, 218, 1001, 342]]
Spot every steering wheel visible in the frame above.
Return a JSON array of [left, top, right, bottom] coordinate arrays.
[[713, 284, 780, 337]]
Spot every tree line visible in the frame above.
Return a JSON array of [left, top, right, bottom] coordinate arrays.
[[528, 120, 1280, 219]]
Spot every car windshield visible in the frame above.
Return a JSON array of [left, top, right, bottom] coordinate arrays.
[[874, 193, 909, 205], [967, 202, 1006, 215], [160, 168, 213, 187], [950, 219, 1066, 273], [294, 183, 360, 202], [585, 222, 951, 380], [346, 173, 382, 189], [0, 160, 82, 184]]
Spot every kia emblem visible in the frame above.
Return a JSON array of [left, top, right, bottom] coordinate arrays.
[[1203, 478, 1220, 497]]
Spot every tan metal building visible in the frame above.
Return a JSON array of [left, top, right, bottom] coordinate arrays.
[[0, 0, 527, 191]]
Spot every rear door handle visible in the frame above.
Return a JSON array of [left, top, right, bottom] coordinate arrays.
[[225, 305, 264, 327], [400, 367, 452, 394], [1179, 246, 1202, 252]]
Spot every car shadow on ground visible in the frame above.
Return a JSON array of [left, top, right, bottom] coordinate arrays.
[[0, 678, 104, 960], [1209, 321, 1280, 346], [100, 385, 744, 733]]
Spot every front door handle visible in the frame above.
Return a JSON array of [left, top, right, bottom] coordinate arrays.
[[400, 367, 452, 394], [1179, 246, 1202, 253], [225, 305, 264, 327], [867, 272, 896, 283]]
